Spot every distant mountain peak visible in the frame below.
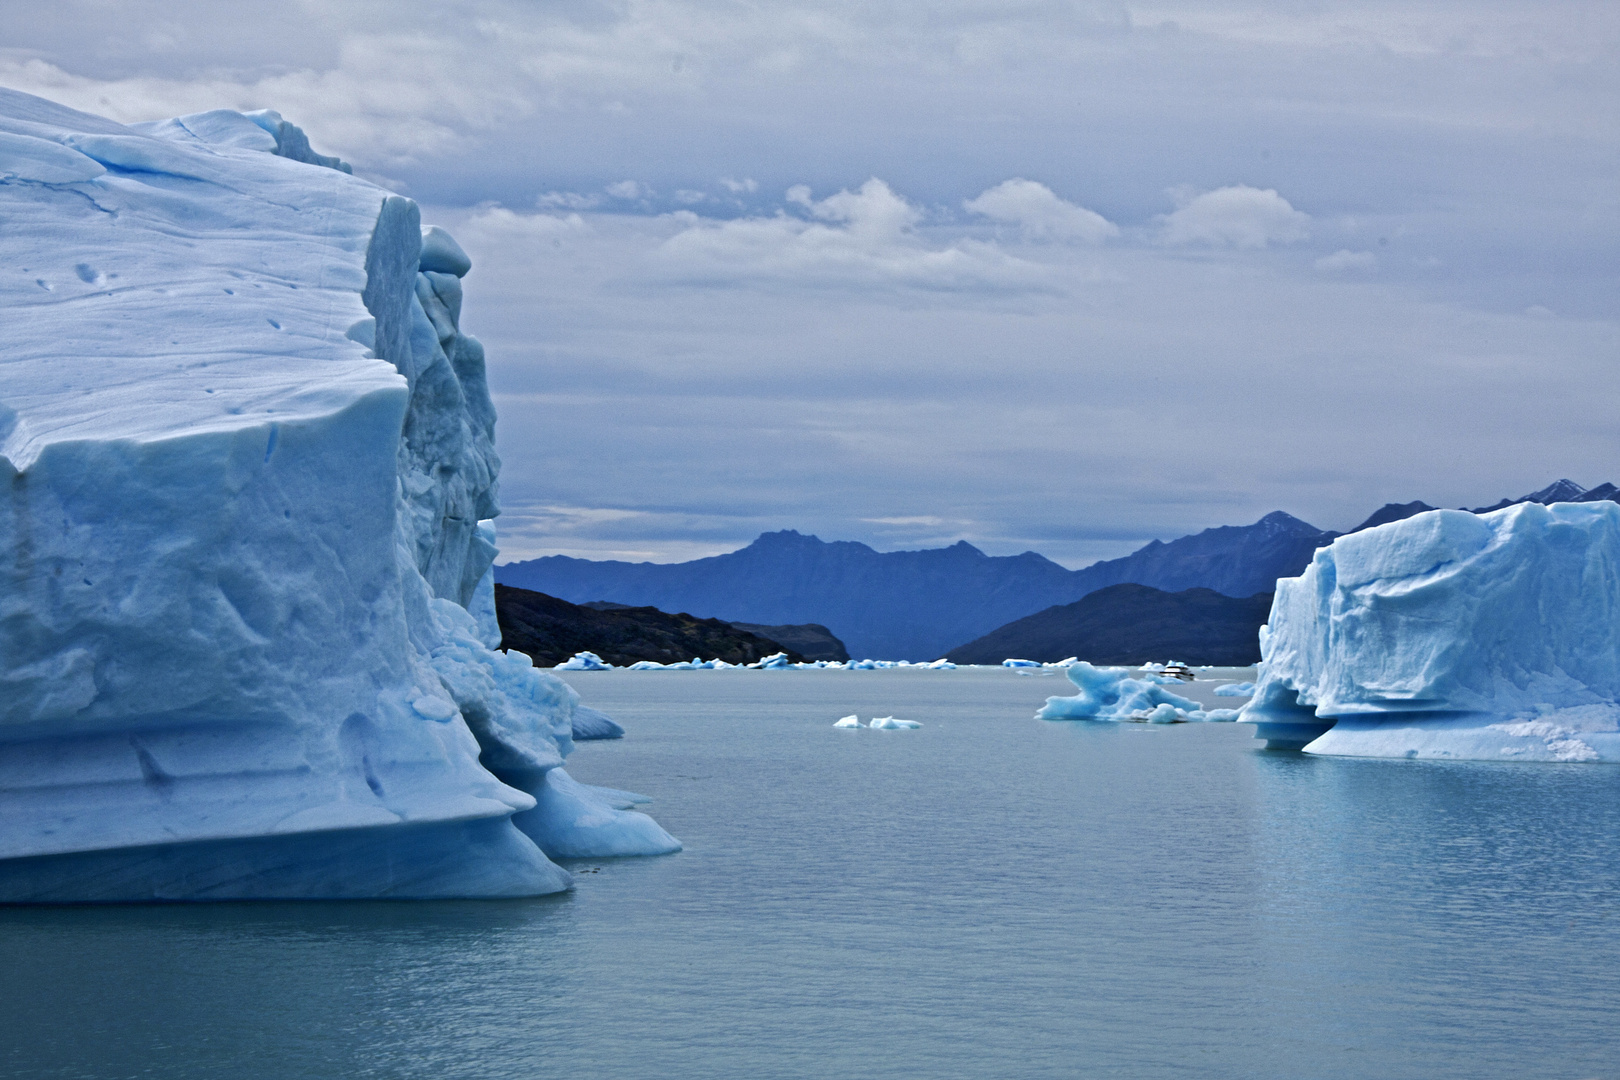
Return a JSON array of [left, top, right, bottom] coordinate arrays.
[[1256, 510, 1324, 534], [1525, 479, 1586, 503]]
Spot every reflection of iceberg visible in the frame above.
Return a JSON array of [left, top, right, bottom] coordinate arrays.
[[0, 91, 675, 900], [1240, 502, 1620, 760], [1037, 663, 1239, 723]]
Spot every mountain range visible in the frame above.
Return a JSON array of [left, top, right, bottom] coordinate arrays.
[[945, 585, 1275, 666], [495, 479, 1617, 660]]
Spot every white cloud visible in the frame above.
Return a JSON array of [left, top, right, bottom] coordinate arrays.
[[606, 180, 649, 200], [963, 179, 1118, 244], [536, 190, 601, 210], [1158, 185, 1311, 248], [652, 178, 1050, 292], [721, 177, 758, 193], [1315, 249, 1377, 272], [460, 206, 588, 245]]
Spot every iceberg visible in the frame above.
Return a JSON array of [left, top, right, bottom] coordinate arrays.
[[1214, 682, 1256, 697], [1037, 663, 1239, 723], [556, 651, 613, 671], [1239, 502, 1620, 760], [833, 715, 863, 729], [0, 90, 675, 901]]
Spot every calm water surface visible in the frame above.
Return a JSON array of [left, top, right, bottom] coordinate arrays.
[[3, 667, 1618, 1079]]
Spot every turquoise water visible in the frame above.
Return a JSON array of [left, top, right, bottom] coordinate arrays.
[[3, 667, 1618, 1079]]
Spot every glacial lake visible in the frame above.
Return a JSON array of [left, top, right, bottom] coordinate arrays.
[[4, 666, 1619, 1079]]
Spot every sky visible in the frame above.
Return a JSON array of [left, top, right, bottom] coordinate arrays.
[[5, 0, 1617, 565]]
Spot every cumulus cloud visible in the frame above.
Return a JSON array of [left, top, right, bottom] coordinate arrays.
[[652, 178, 1049, 292], [1158, 185, 1310, 248], [606, 180, 650, 200], [460, 205, 588, 245], [1315, 249, 1377, 272], [963, 179, 1118, 243]]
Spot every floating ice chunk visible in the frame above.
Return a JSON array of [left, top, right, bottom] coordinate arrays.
[[1044, 657, 1080, 669], [925, 659, 958, 669], [1003, 658, 1041, 668], [1037, 661, 1211, 723], [1240, 502, 1620, 760], [1214, 682, 1255, 696], [626, 661, 666, 670], [868, 716, 922, 729], [509, 768, 681, 859], [572, 706, 625, 741], [556, 651, 612, 670], [834, 714, 863, 728]]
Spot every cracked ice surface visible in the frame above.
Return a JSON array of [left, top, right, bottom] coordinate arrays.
[[1241, 501, 1620, 762], [0, 90, 675, 900]]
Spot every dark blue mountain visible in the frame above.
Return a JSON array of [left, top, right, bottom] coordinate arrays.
[[496, 512, 1333, 660]]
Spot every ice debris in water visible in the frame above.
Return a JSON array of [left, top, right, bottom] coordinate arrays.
[[867, 716, 923, 730], [1003, 658, 1041, 668], [0, 90, 675, 901], [1038, 663, 1239, 723], [833, 715, 921, 729], [557, 651, 612, 671], [1214, 682, 1256, 697], [1240, 502, 1620, 760]]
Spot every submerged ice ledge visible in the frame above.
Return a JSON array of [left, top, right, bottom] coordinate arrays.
[[0, 90, 675, 900], [1239, 501, 1620, 762]]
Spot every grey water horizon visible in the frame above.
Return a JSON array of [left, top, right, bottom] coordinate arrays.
[[4, 667, 1616, 1080]]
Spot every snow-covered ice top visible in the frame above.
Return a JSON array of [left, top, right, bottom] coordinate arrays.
[[1241, 501, 1620, 761], [0, 90, 675, 900]]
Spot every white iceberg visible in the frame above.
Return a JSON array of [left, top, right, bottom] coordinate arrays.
[[1037, 662, 1240, 723], [0, 90, 676, 901], [1214, 682, 1256, 697], [867, 716, 922, 730], [1240, 502, 1620, 761], [1003, 658, 1041, 668], [556, 651, 612, 671], [833, 715, 863, 729]]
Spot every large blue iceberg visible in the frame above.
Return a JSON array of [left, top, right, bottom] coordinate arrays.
[[0, 90, 676, 900], [1240, 501, 1620, 761]]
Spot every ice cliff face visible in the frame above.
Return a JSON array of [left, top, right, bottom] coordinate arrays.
[[0, 89, 676, 900], [1241, 501, 1620, 762]]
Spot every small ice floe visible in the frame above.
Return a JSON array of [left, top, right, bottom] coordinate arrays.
[[1214, 681, 1256, 697], [556, 651, 611, 670], [751, 652, 794, 669], [868, 716, 922, 730], [924, 659, 957, 669], [834, 714, 863, 729], [1044, 657, 1080, 669], [1003, 658, 1041, 668]]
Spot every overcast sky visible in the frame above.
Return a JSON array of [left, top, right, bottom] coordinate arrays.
[[6, 1, 1617, 564]]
